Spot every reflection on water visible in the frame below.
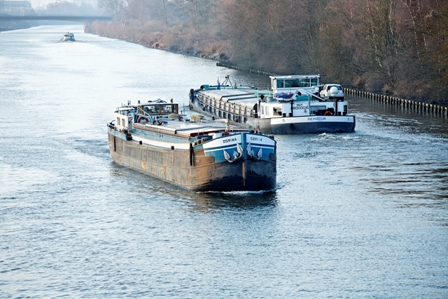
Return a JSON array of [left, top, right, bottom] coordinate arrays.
[[188, 191, 278, 212], [109, 161, 278, 212], [2, 25, 448, 299], [348, 94, 448, 136]]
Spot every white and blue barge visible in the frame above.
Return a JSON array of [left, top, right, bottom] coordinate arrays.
[[189, 74, 355, 134], [107, 100, 277, 192]]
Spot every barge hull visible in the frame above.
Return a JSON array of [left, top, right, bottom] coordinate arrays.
[[190, 98, 355, 135], [108, 129, 276, 191], [268, 116, 356, 134]]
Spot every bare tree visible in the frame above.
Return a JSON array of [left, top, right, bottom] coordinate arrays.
[[172, 0, 218, 30], [98, 0, 128, 18]]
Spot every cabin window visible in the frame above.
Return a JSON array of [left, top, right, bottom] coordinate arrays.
[[122, 118, 126, 127], [310, 105, 328, 115], [117, 117, 121, 126], [283, 79, 301, 88], [299, 78, 310, 87], [273, 107, 282, 116], [276, 77, 318, 88], [163, 105, 174, 113], [144, 105, 158, 113]]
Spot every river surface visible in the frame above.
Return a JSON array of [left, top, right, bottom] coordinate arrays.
[[1, 25, 447, 298]]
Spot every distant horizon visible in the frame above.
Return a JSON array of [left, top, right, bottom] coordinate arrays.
[[29, 0, 56, 9], [26, 0, 98, 9]]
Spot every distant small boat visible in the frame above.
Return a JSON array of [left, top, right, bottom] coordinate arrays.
[[107, 99, 277, 192], [61, 32, 75, 42]]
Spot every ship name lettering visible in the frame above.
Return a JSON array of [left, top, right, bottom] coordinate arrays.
[[223, 138, 237, 143], [294, 104, 308, 110]]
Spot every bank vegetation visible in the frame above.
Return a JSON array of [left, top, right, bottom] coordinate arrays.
[[86, 0, 448, 105]]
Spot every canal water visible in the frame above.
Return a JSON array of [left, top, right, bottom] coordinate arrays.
[[1, 25, 447, 298]]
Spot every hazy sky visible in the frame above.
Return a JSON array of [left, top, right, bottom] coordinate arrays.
[[29, 0, 55, 8], [28, 0, 97, 9]]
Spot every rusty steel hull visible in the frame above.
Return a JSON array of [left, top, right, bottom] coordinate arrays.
[[108, 129, 276, 192]]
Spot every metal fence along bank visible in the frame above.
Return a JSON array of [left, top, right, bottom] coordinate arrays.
[[344, 88, 448, 117]]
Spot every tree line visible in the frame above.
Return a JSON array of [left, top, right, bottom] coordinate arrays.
[[90, 0, 448, 104]]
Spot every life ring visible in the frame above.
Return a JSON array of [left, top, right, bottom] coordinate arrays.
[[137, 116, 149, 123], [324, 110, 333, 116]]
